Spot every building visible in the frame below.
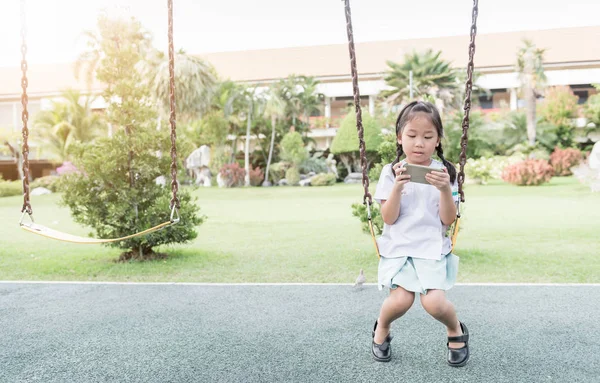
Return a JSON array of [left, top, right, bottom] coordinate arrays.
[[1, 26, 600, 178]]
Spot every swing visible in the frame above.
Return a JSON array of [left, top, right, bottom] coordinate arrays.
[[17, 0, 181, 244], [341, 0, 479, 257]]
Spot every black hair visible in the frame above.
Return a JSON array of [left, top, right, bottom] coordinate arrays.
[[390, 101, 456, 184]]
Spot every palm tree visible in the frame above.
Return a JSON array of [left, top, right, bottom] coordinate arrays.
[[516, 39, 546, 145], [381, 49, 458, 112], [241, 88, 264, 186], [212, 80, 247, 163], [139, 49, 218, 123], [262, 84, 286, 186], [33, 90, 105, 162], [297, 76, 324, 125]]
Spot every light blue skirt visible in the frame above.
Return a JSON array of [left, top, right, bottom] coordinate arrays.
[[378, 253, 459, 295]]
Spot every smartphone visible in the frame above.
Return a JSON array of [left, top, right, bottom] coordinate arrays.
[[403, 163, 444, 185]]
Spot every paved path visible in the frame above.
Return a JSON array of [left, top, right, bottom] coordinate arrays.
[[1, 283, 598, 383]]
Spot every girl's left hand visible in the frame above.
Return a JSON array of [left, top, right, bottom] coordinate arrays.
[[425, 168, 451, 192]]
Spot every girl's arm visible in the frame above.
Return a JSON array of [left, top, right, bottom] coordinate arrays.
[[425, 168, 456, 225], [438, 187, 457, 226], [381, 164, 410, 225]]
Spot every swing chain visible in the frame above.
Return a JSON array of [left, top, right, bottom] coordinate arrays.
[[20, 0, 32, 216], [343, 0, 372, 207], [167, 0, 180, 210], [457, 0, 479, 203]]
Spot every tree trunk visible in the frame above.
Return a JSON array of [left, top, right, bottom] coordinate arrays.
[[4, 141, 24, 180], [244, 102, 252, 186], [340, 155, 352, 175], [263, 115, 277, 186], [525, 86, 537, 145]]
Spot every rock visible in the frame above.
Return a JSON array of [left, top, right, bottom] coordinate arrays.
[[344, 172, 364, 184], [217, 173, 227, 188], [30, 187, 52, 196], [278, 179, 288, 186], [299, 178, 312, 187]]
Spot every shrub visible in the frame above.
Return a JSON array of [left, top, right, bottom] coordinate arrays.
[[311, 173, 337, 186], [280, 132, 308, 165], [0, 180, 22, 197], [501, 159, 554, 186], [249, 167, 264, 186], [31, 175, 62, 192], [209, 145, 232, 176], [549, 147, 583, 176], [285, 167, 300, 186], [299, 156, 327, 174], [465, 156, 523, 184], [351, 202, 383, 236], [269, 162, 290, 184], [219, 163, 246, 187]]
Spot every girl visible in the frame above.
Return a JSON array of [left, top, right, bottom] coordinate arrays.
[[371, 101, 470, 367]]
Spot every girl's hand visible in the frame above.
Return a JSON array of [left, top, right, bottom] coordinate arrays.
[[393, 163, 410, 191], [425, 167, 451, 192]]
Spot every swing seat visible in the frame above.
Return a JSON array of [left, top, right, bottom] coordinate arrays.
[[20, 220, 177, 244]]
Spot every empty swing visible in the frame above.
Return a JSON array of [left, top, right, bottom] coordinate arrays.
[[17, 0, 181, 244]]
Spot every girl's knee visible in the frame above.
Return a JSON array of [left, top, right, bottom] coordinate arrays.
[[390, 287, 415, 308], [420, 290, 447, 316]]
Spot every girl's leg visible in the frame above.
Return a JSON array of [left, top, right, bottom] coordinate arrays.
[[373, 286, 415, 344], [419, 289, 464, 348]]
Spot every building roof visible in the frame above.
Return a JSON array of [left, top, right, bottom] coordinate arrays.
[[1, 26, 599, 98]]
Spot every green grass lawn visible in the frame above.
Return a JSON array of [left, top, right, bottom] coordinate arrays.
[[1, 177, 599, 283]]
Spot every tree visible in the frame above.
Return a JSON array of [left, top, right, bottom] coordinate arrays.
[[381, 50, 458, 112], [262, 84, 287, 186], [33, 90, 105, 162], [516, 39, 547, 145], [140, 50, 218, 123], [61, 15, 203, 260], [211, 80, 247, 163], [330, 112, 382, 174], [538, 86, 579, 148]]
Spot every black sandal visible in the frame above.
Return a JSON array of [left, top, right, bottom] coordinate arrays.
[[447, 321, 469, 367], [372, 320, 393, 362]]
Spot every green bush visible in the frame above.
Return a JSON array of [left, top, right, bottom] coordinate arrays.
[[31, 175, 62, 192], [310, 173, 336, 186], [269, 162, 291, 184], [331, 112, 383, 155], [0, 180, 22, 198], [351, 202, 383, 236], [285, 167, 300, 186], [299, 156, 327, 174], [61, 131, 205, 259], [280, 132, 308, 165]]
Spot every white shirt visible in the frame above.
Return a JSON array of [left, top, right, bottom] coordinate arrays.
[[374, 160, 459, 260]]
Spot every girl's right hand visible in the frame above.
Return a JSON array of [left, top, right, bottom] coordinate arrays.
[[393, 163, 410, 191]]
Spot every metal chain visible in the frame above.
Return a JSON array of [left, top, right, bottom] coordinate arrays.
[[167, 0, 180, 210], [342, 0, 372, 206], [20, 0, 32, 215], [457, 0, 479, 203]]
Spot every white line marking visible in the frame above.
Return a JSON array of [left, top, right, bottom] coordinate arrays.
[[0, 281, 599, 286]]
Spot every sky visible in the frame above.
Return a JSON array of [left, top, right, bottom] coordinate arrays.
[[0, 0, 599, 68]]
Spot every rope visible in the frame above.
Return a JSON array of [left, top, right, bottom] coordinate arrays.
[[167, 0, 180, 210], [20, 0, 32, 215], [457, 0, 479, 203], [342, 0, 371, 207]]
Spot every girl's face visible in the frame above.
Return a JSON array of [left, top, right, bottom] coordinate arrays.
[[398, 113, 440, 166]]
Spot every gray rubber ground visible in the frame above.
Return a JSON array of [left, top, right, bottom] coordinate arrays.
[[1, 283, 598, 383]]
